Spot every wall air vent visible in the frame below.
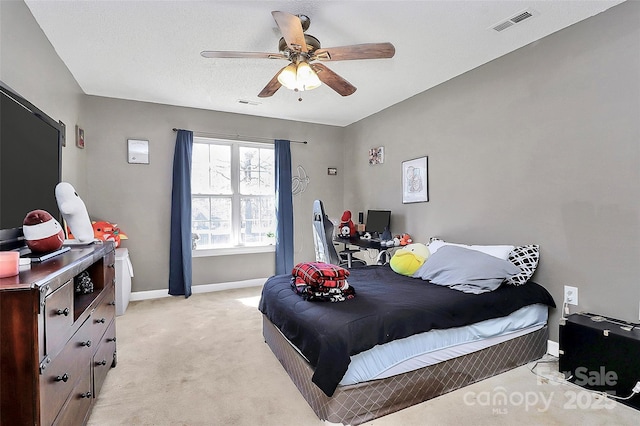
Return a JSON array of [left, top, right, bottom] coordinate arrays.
[[491, 8, 536, 32]]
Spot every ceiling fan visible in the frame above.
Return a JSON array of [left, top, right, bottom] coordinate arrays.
[[200, 11, 395, 99]]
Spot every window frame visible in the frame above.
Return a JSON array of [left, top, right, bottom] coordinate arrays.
[[191, 136, 276, 255]]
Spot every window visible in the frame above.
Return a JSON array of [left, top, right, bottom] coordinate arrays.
[[191, 138, 276, 252]]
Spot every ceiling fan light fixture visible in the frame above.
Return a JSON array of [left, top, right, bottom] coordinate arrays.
[[277, 62, 322, 92], [296, 62, 321, 91], [204, 11, 395, 98], [277, 63, 298, 90]]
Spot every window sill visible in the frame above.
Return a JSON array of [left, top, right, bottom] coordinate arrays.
[[192, 245, 275, 257]]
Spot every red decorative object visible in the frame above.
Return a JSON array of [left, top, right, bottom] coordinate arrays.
[[22, 210, 65, 253], [400, 234, 413, 246], [339, 211, 357, 238], [91, 221, 128, 248]]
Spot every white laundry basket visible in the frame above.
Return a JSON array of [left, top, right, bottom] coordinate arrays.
[[115, 247, 134, 316]]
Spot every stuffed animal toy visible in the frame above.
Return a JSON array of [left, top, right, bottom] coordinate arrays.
[[390, 243, 430, 276], [400, 233, 413, 246], [381, 226, 392, 241], [339, 210, 357, 238], [55, 182, 94, 243], [91, 221, 128, 248], [22, 210, 65, 253]]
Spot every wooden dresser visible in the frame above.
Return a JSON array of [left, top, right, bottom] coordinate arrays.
[[0, 242, 117, 425]]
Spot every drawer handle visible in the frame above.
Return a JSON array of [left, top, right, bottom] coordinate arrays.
[[81, 340, 92, 347], [96, 359, 107, 366], [108, 264, 115, 269], [81, 392, 93, 399], [95, 318, 106, 324], [55, 373, 69, 383], [56, 308, 70, 316], [107, 337, 117, 343]]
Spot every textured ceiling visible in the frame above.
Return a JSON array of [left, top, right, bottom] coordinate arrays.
[[25, 1, 625, 127]]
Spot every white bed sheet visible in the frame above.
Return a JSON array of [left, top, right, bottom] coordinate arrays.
[[339, 304, 548, 385]]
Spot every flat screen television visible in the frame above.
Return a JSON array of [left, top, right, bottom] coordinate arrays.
[[1, 81, 63, 251], [365, 210, 391, 237]]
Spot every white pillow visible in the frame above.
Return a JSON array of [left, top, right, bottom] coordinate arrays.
[[427, 239, 514, 260]]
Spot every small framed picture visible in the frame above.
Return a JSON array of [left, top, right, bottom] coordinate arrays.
[[402, 156, 429, 203], [369, 146, 384, 165], [327, 167, 337, 176], [76, 126, 85, 149], [128, 139, 150, 164]]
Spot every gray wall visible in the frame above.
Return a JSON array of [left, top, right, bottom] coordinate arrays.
[[344, 1, 640, 340], [0, 0, 87, 194], [80, 96, 344, 291]]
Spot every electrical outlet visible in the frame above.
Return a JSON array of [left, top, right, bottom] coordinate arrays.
[[564, 285, 578, 306]]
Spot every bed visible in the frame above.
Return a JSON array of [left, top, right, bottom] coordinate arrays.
[[258, 246, 555, 425]]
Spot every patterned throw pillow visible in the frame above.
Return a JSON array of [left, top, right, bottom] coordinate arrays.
[[504, 245, 540, 286]]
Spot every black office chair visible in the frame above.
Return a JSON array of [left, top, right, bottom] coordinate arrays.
[[312, 200, 367, 268]]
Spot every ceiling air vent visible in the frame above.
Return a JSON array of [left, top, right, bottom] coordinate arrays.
[[238, 99, 261, 106], [491, 8, 536, 32], [511, 11, 533, 23], [493, 21, 514, 32]]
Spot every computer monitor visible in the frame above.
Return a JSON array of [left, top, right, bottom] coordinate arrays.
[[365, 210, 391, 236]]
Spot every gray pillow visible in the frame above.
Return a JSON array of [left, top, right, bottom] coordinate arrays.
[[413, 245, 521, 294]]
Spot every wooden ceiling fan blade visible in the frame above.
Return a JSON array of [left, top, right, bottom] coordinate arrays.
[[313, 43, 395, 61], [310, 63, 356, 96], [201, 51, 286, 60], [272, 11, 308, 53], [258, 66, 286, 98]]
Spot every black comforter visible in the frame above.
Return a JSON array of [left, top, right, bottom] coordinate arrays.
[[258, 265, 555, 397]]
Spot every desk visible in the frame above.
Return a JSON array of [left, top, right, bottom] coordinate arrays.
[[333, 236, 387, 267], [335, 236, 383, 250]]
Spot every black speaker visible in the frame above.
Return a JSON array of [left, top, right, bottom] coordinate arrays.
[[358, 212, 364, 224], [559, 313, 640, 410]]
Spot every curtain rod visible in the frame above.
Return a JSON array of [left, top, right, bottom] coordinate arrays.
[[172, 128, 307, 144]]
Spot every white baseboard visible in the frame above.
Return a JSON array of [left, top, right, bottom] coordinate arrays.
[[192, 278, 267, 294], [547, 339, 559, 357], [129, 278, 267, 302], [130, 289, 169, 301]]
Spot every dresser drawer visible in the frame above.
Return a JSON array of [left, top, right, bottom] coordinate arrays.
[[93, 319, 117, 398], [44, 280, 74, 358], [52, 371, 93, 426], [91, 284, 116, 343], [104, 249, 116, 288], [40, 316, 93, 426]]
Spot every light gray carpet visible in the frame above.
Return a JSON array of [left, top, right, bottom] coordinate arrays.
[[88, 286, 638, 425]]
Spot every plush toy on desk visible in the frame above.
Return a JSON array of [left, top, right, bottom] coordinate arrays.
[[339, 210, 357, 238], [390, 243, 430, 276], [400, 233, 413, 246], [22, 210, 65, 253], [55, 182, 94, 243]]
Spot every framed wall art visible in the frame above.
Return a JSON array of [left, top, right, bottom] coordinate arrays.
[[75, 125, 85, 149], [402, 156, 429, 203], [368, 146, 384, 165], [127, 139, 150, 164]]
